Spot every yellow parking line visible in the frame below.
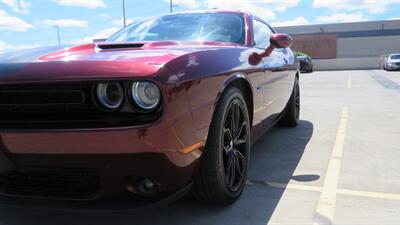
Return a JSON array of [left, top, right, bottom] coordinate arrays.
[[313, 107, 348, 225], [254, 180, 400, 202], [347, 76, 352, 88], [337, 189, 400, 201], [267, 181, 323, 192]]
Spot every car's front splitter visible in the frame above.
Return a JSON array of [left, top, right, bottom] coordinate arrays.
[[0, 182, 193, 212]]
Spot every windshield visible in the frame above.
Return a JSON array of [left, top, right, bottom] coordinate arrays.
[[389, 55, 400, 60], [107, 13, 245, 44]]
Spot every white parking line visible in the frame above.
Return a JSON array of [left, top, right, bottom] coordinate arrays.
[[313, 107, 348, 225]]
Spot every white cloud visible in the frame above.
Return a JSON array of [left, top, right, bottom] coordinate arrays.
[[1, 0, 31, 14], [387, 17, 400, 21], [169, 0, 199, 8], [272, 16, 310, 27], [52, 0, 106, 9], [40, 19, 88, 28], [316, 13, 367, 24], [73, 27, 120, 44], [205, 0, 274, 21], [0, 9, 33, 31], [112, 17, 136, 27], [313, 0, 400, 13], [0, 41, 39, 53], [204, 0, 300, 21], [162, 0, 300, 21]]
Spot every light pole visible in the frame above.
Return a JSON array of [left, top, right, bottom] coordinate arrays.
[[122, 0, 126, 27], [53, 25, 61, 46]]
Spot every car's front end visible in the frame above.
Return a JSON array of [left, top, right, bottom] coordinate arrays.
[[297, 56, 313, 73], [386, 54, 400, 71], [0, 42, 210, 208]]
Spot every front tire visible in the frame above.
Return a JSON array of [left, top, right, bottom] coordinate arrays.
[[278, 76, 300, 127], [191, 87, 251, 205]]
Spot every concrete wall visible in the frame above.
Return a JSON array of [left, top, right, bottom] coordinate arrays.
[[313, 58, 382, 71], [337, 36, 400, 58], [275, 20, 400, 35]]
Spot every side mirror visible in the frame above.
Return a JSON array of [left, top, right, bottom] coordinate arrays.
[[248, 33, 293, 66], [270, 33, 292, 48]]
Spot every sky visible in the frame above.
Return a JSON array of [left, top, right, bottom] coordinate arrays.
[[1, 0, 400, 53]]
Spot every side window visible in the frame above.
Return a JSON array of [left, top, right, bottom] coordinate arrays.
[[253, 19, 273, 48]]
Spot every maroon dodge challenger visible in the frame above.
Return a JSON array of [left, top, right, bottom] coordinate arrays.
[[0, 11, 299, 208]]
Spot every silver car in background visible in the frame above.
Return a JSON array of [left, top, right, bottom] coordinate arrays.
[[384, 54, 400, 71]]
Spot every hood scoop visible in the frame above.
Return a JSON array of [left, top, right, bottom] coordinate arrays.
[[97, 43, 145, 50]]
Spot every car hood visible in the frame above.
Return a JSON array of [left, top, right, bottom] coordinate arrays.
[[388, 59, 400, 63], [0, 41, 239, 83]]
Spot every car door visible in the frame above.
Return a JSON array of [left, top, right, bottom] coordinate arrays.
[[253, 18, 295, 124]]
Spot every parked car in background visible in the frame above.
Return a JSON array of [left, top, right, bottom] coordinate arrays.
[[0, 11, 299, 208], [297, 55, 313, 73], [384, 54, 400, 71]]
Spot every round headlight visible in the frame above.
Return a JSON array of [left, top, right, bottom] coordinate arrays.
[[96, 82, 124, 111], [131, 81, 161, 111]]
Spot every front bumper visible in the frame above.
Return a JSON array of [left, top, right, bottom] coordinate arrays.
[[0, 121, 205, 202], [388, 65, 400, 70]]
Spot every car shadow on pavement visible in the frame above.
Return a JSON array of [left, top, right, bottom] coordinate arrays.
[[0, 120, 315, 225]]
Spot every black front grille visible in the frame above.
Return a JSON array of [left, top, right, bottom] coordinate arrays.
[[0, 83, 97, 114], [0, 168, 100, 200], [0, 90, 84, 105], [0, 82, 162, 129], [396, 62, 400, 66]]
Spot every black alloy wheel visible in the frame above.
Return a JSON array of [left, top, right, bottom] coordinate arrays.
[[222, 99, 248, 192], [191, 87, 251, 205]]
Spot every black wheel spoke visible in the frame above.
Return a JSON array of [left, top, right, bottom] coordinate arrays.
[[223, 128, 233, 153], [233, 150, 244, 177], [234, 121, 247, 145], [227, 153, 236, 187], [234, 149, 245, 162]]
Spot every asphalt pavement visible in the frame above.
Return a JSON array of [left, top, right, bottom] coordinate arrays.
[[1, 70, 400, 225]]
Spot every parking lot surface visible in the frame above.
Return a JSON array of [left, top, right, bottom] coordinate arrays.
[[1, 70, 400, 225]]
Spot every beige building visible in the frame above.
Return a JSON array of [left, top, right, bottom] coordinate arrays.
[[275, 19, 400, 70]]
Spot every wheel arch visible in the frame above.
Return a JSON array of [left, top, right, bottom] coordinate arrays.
[[213, 73, 254, 127]]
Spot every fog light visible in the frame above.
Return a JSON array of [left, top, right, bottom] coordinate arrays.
[[143, 179, 155, 190], [137, 178, 156, 195]]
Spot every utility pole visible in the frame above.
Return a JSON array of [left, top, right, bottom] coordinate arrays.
[[122, 0, 126, 27], [170, 0, 173, 13], [53, 25, 61, 46]]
